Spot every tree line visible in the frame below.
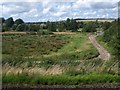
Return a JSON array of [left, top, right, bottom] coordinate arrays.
[[0, 17, 114, 33], [1, 17, 78, 32]]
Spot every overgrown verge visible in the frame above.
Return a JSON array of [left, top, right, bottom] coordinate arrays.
[[3, 73, 120, 85]]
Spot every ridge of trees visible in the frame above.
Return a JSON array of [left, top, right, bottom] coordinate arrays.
[[0, 17, 115, 33], [1, 17, 79, 32]]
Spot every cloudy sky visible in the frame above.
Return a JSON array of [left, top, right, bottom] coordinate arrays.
[[0, 0, 119, 22]]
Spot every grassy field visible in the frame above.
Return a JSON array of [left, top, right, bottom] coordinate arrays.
[[3, 73, 120, 85], [2, 32, 119, 85]]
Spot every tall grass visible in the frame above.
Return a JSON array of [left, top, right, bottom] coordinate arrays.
[[3, 73, 120, 85]]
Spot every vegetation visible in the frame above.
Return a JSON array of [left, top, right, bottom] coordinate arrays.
[[2, 33, 100, 68], [1, 17, 119, 85], [1, 17, 101, 33], [82, 22, 97, 32], [3, 73, 120, 85], [1, 17, 78, 32], [97, 20, 119, 59]]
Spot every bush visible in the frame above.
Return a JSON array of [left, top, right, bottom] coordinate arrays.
[[37, 30, 53, 35]]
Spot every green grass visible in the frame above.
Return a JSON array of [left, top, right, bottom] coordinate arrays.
[[58, 34, 85, 53], [3, 73, 120, 85], [2, 33, 119, 85], [2, 34, 70, 56], [2, 33, 99, 68]]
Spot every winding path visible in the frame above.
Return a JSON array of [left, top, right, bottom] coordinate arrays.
[[89, 35, 111, 60]]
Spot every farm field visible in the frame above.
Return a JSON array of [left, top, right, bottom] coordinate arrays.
[[2, 32, 119, 85]]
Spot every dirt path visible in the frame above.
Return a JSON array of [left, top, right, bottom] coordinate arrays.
[[0, 31, 27, 34], [89, 35, 111, 60]]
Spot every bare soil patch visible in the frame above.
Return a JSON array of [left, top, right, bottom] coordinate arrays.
[[0, 31, 27, 34]]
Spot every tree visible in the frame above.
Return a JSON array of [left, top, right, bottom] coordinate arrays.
[[58, 22, 66, 32], [78, 22, 84, 28], [16, 23, 28, 31], [12, 24, 18, 31], [4, 17, 14, 28], [102, 22, 111, 30], [2, 23, 10, 32], [82, 22, 97, 32], [66, 18, 71, 30], [0, 17, 5, 23], [28, 24, 39, 32], [47, 22, 56, 32], [14, 18, 24, 25], [70, 19, 78, 32]]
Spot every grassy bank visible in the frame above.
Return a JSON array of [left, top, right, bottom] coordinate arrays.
[[3, 73, 120, 85]]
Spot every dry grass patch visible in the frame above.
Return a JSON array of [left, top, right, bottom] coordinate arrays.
[[3, 65, 63, 75]]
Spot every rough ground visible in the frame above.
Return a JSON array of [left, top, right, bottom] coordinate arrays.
[[89, 35, 111, 60], [2, 84, 120, 90]]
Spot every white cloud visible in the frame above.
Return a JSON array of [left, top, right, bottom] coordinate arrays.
[[59, 5, 71, 12], [73, 1, 91, 9], [22, 8, 40, 18], [29, 9, 38, 14], [0, 5, 3, 17], [2, 3, 31, 16], [1, 1, 118, 22], [112, 7, 118, 11], [43, 7, 51, 14], [75, 0, 119, 2], [53, 12, 66, 17], [34, 14, 39, 17], [1, 0, 119, 3]]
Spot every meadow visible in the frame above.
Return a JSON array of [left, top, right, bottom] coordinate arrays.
[[2, 32, 119, 85]]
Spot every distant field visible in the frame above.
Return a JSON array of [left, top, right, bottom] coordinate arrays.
[[76, 19, 114, 22]]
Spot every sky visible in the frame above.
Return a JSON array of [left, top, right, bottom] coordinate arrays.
[[0, 0, 119, 22]]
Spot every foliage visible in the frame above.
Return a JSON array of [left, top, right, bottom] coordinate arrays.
[[57, 22, 66, 32], [102, 22, 111, 30], [4, 17, 14, 28], [37, 30, 53, 35], [3, 73, 120, 85], [47, 22, 57, 32], [70, 19, 78, 32], [82, 22, 97, 32], [16, 23, 28, 31], [14, 18, 24, 25], [101, 21, 119, 58], [0, 17, 5, 23]]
